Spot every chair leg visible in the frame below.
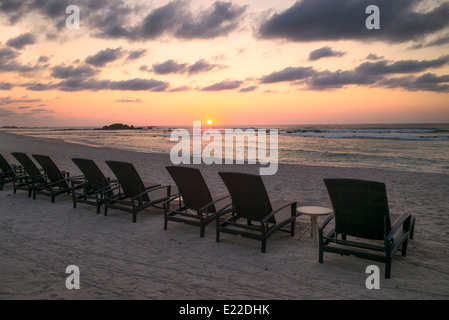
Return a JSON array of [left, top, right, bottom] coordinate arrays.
[[200, 225, 205, 238], [261, 240, 267, 253], [385, 261, 391, 279], [401, 239, 408, 257], [216, 223, 220, 242]]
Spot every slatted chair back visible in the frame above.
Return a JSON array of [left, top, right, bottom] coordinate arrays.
[[219, 172, 274, 223], [166, 166, 216, 213], [323, 178, 391, 240]]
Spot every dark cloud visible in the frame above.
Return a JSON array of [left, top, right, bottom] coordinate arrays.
[[150, 59, 223, 75], [175, 1, 247, 39], [0, 81, 14, 90], [377, 73, 449, 93], [259, 56, 449, 92], [85, 48, 124, 67], [0, 47, 36, 72], [51, 64, 98, 79], [258, 0, 449, 44], [355, 55, 449, 75], [200, 80, 242, 91], [30, 78, 170, 92], [306, 70, 381, 90], [260, 67, 316, 84], [6, 33, 35, 49], [152, 60, 189, 75], [187, 59, 224, 75], [308, 46, 345, 61], [88, 1, 246, 41], [366, 53, 384, 60], [109, 78, 168, 91], [127, 49, 147, 61]]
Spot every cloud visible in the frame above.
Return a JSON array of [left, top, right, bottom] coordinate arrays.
[[260, 67, 316, 83], [355, 55, 449, 75], [306, 70, 381, 90], [116, 98, 143, 103], [85, 48, 124, 67], [152, 60, 189, 75], [200, 80, 243, 91], [259, 56, 449, 92], [257, 0, 449, 44], [51, 64, 98, 79], [6, 33, 35, 49], [88, 1, 246, 41], [0, 96, 41, 105], [0, 46, 37, 72], [239, 86, 258, 92], [168, 85, 191, 92], [0, 82, 14, 90], [150, 58, 224, 76], [59, 78, 169, 92], [377, 73, 449, 93], [366, 53, 384, 60], [175, 1, 247, 39], [126, 49, 147, 61], [308, 46, 345, 61]]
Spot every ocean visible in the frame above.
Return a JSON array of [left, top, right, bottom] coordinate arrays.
[[2, 123, 449, 175]]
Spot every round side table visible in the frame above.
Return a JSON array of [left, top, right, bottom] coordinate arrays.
[[297, 206, 333, 245]]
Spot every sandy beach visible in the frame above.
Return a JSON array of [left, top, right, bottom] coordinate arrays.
[[1, 131, 449, 300]]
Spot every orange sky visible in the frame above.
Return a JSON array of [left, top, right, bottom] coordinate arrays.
[[1, 0, 449, 127]]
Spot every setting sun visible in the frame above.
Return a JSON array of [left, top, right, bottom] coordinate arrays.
[[207, 120, 213, 125]]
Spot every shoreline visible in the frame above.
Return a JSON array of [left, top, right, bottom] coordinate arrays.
[[1, 131, 449, 299], [2, 130, 448, 178]]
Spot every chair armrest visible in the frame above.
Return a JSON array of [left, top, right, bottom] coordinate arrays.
[[386, 213, 411, 240], [161, 193, 181, 206], [318, 213, 335, 232], [101, 182, 121, 193], [198, 194, 231, 213], [261, 200, 297, 223], [130, 184, 169, 200]]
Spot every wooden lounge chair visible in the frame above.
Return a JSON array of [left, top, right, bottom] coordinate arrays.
[[104, 161, 174, 222], [32, 154, 77, 202], [320, 178, 414, 279], [217, 172, 298, 253], [71, 158, 118, 214], [11, 152, 47, 198], [165, 166, 232, 237], [0, 153, 25, 190]]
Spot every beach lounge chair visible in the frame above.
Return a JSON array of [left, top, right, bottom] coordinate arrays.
[[31, 154, 77, 202], [104, 161, 174, 222], [0, 153, 25, 190], [320, 178, 414, 279], [71, 158, 118, 214], [11, 152, 47, 198], [165, 166, 232, 237], [217, 172, 298, 253]]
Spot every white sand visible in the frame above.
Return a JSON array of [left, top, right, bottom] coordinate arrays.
[[1, 131, 448, 300]]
